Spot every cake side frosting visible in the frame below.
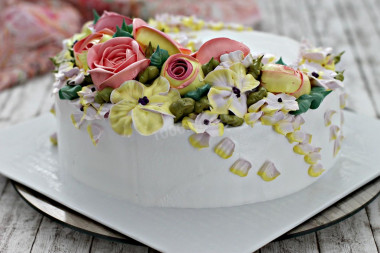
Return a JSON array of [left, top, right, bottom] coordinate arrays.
[[52, 11, 346, 208]]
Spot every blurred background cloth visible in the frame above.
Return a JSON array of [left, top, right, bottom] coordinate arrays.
[[0, 0, 260, 91]]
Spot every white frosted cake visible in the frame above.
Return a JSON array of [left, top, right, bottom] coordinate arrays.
[[52, 12, 346, 208]]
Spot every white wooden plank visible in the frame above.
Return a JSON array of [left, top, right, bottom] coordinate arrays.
[[0, 183, 42, 253], [31, 216, 92, 253], [90, 238, 148, 253], [366, 197, 380, 252], [261, 233, 319, 253], [255, 1, 279, 34], [0, 176, 8, 197], [316, 209, 378, 253], [334, 0, 380, 116]]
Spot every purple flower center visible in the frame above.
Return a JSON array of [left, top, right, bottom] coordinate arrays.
[[203, 119, 210, 125], [138, 96, 149, 105], [311, 72, 319, 78], [278, 98, 283, 103], [232, 87, 241, 98]]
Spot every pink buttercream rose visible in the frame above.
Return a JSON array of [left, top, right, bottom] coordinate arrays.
[[94, 11, 133, 32], [87, 37, 150, 90], [73, 28, 114, 70]]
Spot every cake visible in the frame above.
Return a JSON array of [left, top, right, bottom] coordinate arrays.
[[52, 11, 346, 208]]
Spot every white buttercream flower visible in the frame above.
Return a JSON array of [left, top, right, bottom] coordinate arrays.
[[300, 61, 343, 90], [262, 93, 299, 113]]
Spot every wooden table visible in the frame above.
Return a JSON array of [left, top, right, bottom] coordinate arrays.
[[0, 0, 379, 252]]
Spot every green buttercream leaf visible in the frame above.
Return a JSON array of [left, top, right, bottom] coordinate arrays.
[[59, 85, 82, 100], [220, 114, 244, 127], [333, 51, 345, 64], [169, 98, 195, 122], [94, 87, 114, 104], [93, 9, 100, 25], [247, 86, 267, 107], [183, 84, 211, 101], [247, 55, 264, 80], [138, 66, 159, 84], [145, 42, 154, 58], [201, 57, 220, 76], [335, 70, 345, 81], [150, 45, 169, 69], [113, 25, 133, 38], [290, 87, 332, 115], [275, 57, 287, 66]]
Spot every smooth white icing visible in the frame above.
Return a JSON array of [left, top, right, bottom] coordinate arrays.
[[55, 31, 344, 208]]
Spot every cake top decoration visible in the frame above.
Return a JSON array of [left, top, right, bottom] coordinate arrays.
[[52, 10, 345, 148]]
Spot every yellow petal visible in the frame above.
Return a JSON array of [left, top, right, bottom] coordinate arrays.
[[204, 68, 236, 88], [110, 80, 144, 104], [189, 133, 210, 149], [144, 76, 170, 98], [230, 158, 251, 177], [257, 161, 280, 181], [132, 107, 164, 136], [214, 137, 235, 159], [207, 87, 231, 115], [109, 100, 136, 136], [308, 164, 325, 177]]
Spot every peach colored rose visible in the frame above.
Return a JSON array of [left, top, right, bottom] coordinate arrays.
[[94, 11, 132, 32], [87, 37, 150, 90], [161, 54, 204, 95], [73, 28, 114, 70]]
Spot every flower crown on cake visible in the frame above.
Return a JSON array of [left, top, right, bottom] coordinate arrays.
[[52, 11, 346, 179]]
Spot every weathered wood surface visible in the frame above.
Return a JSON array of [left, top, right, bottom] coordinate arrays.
[[0, 0, 379, 252]]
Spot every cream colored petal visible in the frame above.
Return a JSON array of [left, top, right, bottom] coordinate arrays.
[[244, 111, 263, 127], [229, 62, 247, 76], [304, 152, 322, 165], [204, 68, 236, 88], [230, 158, 252, 177], [207, 87, 232, 115], [340, 93, 348, 109], [324, 109, 336, 127], [132, 107, 164, 136], [109, 100, 137, 136], [286, 131, 312, 144], [273, 121, 294, 135], [229, 95, 247, 118], [257, 161, 280, 181], [292, 115, 305, 131], [248, 99, 266, 113], [214, 137, 235, 159], [330, 125, 340, 141], [293, 143, 315, 155], [308, 163, 325, 177], [87, 123, 103, 146], [144, 76, 170, 97], [70, 113, 85, 129], [261, 111, 285, 126], [189, 133, 210, 150], [206, 123, 224, 137], [110, 80, 144, 104]]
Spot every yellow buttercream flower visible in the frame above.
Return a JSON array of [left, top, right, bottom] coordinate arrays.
[[109, 77, 180, 136]]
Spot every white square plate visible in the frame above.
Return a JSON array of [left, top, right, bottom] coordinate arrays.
[[0, 111, 379, 253]]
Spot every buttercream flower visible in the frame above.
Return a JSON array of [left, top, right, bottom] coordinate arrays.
[[109, 77, 180, 136], [260, 64, 311, 98], [73, 29, 114, 71], [87, 37, 150, 90], [299, 61, 343, 90], [161, 54, 204, 95], [185, 111, 224, 149], [299, 40, 335, 70], [53, 62, 84, 93], [262, 93, 299, 113], [205, 63, 260, 118], [93, 11, 133, 32]]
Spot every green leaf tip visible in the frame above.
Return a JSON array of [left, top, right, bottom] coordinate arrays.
[[150, 45, 170, 69], [113, 25, 133, 38], [93, 9, 100, 24], [275, 57, 287, 66], [333, 51, 345, 64]]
